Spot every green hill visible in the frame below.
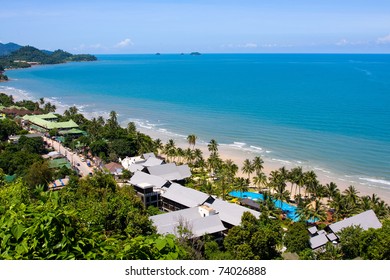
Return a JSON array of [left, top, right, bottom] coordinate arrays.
[[0, 42, 23, 56], [0, 43, 97, 70]]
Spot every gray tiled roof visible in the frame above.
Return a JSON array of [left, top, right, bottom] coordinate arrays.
[[326, 233, 338, 242], [129, 171, 167, 189], [207, 198, 261, 227], [147, 163, 191, 181], [129, 164, 145, 173], [310, 234, 329, 249], [162, 183, 210, 208], [143, 157, 163, 167], [308, 226, 318, 235], [150, 207, 226, 238], [329, 210, 382, 233], [143, 153, 156, 160]]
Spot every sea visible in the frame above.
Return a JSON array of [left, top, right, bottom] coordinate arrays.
[[1, 53, 390, 196]]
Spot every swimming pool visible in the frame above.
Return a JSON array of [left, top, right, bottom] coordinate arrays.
[[229, 191, 300, 221]]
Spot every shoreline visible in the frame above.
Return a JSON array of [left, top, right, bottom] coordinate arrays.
[[2, 84, 390, 204], [137, 125, 390, 204]]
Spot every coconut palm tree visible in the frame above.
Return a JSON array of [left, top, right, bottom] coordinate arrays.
[[252, 156, 264, 175], [253, 171, 267, 193], [325, 182, 340, 201], [164, 139, 176, 162], [235, 177, 248, 198], [343, 185, 360, 206], [303, 170, 318, 197], [154, 138, 163, 155], [207, 139, 218, 155], [187, 134, 197, 150], [309, 199, 327, 222], [270, 172, 290, 208], [207, 152, 222, 176], [193, 148, 203, 165], [242, 159, 254, 181]]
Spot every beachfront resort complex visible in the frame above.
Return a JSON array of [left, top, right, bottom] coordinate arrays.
[[1, 95, 389, 260]]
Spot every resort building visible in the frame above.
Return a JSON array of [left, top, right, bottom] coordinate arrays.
[[22, 113, 81, 134], [129, 171, 170, 207], [8, 133, 43, 144], [120, 153, 164, 173], [161, 183, 211, 212], [146, 162, 191, 182], [150, 206, 226, 239], [309, 210, 382, 250], [104, 162, 123, 177], [327, 209, 382, 233], [204, 197, 261, 229]]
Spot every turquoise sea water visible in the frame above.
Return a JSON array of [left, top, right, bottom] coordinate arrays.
[[2, 54, 390, 192]]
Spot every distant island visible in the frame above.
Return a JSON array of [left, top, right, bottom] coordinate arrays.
[[0, 42, 97, 81], [190, 52, 201, 56]]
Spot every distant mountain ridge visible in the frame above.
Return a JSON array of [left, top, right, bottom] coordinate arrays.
[[0, 42, 23, 56]]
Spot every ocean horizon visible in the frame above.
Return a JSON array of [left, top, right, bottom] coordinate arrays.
[[2, 53, 390, 197]]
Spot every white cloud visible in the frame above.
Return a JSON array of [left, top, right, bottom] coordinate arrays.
[[240, 42, 258, 48], [377, 34, 390, 44], [221, 42, 258, 49], [336, 39, 349, 46], [115, 38, 134, 48]]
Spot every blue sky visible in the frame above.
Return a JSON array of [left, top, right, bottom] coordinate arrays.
[[1, 0, 390, 54]]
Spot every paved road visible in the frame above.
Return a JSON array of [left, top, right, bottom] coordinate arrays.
[[44, 136, 94, 177]]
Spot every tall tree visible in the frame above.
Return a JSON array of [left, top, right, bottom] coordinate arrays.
[[242, 159, 254, 181], [252, 156, 264, 175], [207, 139, 218, 155], [186, 134, 197, 150]]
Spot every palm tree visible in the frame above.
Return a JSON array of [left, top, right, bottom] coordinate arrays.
[[343, 185, 360, 206], [164, 139, 176, 162], [253, 171, 267, 193], [154, 138, 163, 155], [252, 156, 264, 175], [187, 134, 197, 150], [193, 148, 203, 165], [309, 199, 327, 222], [207, 152, 222, 176], [304, 170, 318, 197], [176, 147, 184, 163], [242, 159, 254, 181], [235, 177, 248, 198], [325, 182, 340, 201], [207, 139, 218, 155]]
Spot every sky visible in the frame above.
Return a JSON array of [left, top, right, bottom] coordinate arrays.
[[1, 0, 390, 54]]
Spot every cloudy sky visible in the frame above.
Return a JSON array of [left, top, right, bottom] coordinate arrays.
[[1, 0, 390, 54]]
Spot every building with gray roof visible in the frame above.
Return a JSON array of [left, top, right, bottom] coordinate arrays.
[[129, 171, 170, 208], [143, 153, 156, 160], [161, 183, 210, 211], [147, 163, 191, 181], [205, 198, 261, 228], [328, 209, 382, 234], [130, 171, 168, 189], [310, 233, 329, 250], [150, 206, 226, 238], [143, 157, 164, 167]]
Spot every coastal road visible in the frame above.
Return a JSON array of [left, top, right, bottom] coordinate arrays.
[[43, 136, 94, 177]]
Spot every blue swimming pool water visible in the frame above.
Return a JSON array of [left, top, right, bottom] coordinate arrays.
[[229, 190, 300, 221]]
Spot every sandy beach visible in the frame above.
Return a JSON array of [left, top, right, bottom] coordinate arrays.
[[137, 125, 390, 204]]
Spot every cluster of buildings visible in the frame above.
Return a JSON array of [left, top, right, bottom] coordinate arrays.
[[309, 209, 382, 250], [120, 153, 261, 239]]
